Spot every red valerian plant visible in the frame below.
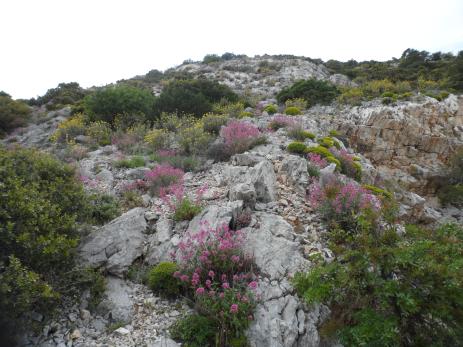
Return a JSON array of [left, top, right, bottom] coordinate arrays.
[[173, 223, 259, 344], [220, 120, 264, 154], [309, 176, 381, 231], [144, 164, 184, 195]]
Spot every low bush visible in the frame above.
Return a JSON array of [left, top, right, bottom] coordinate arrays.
[[0, 94, 31, 135], [170, 314, 217, 347], [147, 262, 181, 298], [337, 87, 364, 105], [84, 85, 155, 125], [220, 121, 265, 155], [330, 148, 362, 181], [263, 104, 278, 114], [145, 164, 184, 195], [317, 136, 336, 148], [213, 101, 245, 118], [294, 222, 463, 346], [284, 106, 301, 115], [178, 124, 213, 155], [86, 193, 120, 225], [120, 190, 144, 210], [32, 82, 87, 109], [287, 126, 316, 141], [155, 112, 195, 133], [153, 79, 238, 118], [173, 224, 258, 345], [207, 142, 233, 162], [268, 115, 296, 130], [277, 79, 339, 106], [287, 141, 308, 155], [173, 197, 203, 221], [201, 113, 229, 135], [144, 128, 170, 151], [50, 114, 86, 143], [238, 111, 254, 118], [437, 149, 463, 206], [308, 176, 381, 231], [114, 156, 146, 169], [112, 123, 149, 154], [362, 184, 393, 200], [438, 184, 463, 207], [86, 121, 112, 146], [284, 98, 307, 110]]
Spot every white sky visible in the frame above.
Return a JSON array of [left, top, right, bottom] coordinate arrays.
[[1, 0, 462, 99]]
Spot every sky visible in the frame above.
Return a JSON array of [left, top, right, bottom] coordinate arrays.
[[1, 0, 462, 99]]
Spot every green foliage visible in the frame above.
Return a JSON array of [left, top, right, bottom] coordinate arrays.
[[173, 197, 202, 221], [114, 156, 146, 169], [51, 114, 86, 143], [86, 121, 112, 146], [144, 128, 170, 151], [0, 94, 31, 135], [317, 136, 335, 148], [213, 101, 245, 118], [31, 82, 87, 109], [337, 87, 364, 105], [294, 223, 463, 346], [263, 104, 278, 115], [86, 193, 120, 225], [84, 85, 155, 125], [287, 141, 308, 155], [363, 184, 393, 200], [438, 149, 463, 206], [170, 314, 218, 347], [203, 54, 222, 64], [277, 79, 339, 106], [284, 98, 307, 110], [0, 148, 90, 341], [306, 145, 333, 159], [151, 153, 200, 172], [201, 113, 229, 135], [147, 262, 181, 298], [178, 125, 213, 155], [284, 106, 301, 115], [120, 190, 144, 210], [153, 79, 238, 118], [287, 127, 316, 141]]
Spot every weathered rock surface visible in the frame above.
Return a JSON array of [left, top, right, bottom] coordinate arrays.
[[79, 208, 147, 276], [97, 276, 135, 323]]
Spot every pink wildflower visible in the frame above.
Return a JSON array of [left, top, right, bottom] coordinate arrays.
[[230, 304, 239, 314], [196, 287, 205, 295]]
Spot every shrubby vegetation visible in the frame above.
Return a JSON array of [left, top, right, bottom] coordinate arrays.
[[437, 149, 463, 207], [153, 79, 238, 117], [296, 170, 463, 346], [29, 82, 87, 110], [0, 147, 104, 344], [277, 79, 339, 106], [83, 85, 155, 125], [0, 93, 31, 135]]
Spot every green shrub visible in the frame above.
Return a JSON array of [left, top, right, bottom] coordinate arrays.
[[337, 87, 364, 105], [153, 79, 238, 118], [277, 79, 339, 106], [206, 142, 233, 162], [50, 114, 86, 143], [86, 193, 120, 225], [86, 121, 112, 146], [213, 101, 245, 118], [325, 156, 341, 168], [173, 197, 202, 221], [170, 314, 217, 347], [363, 184, 393, 200], [287, 141, 308, 155], [147, 262, 181, 297], [0, 94, 31, 135], [155, 112, 195, 133], [114, 156, 146, 169], [317, 136, 335, 148], [144, 128, 170, 150], [438, 184, 463, 207], [287, 127, 316, 141], [382, 96, 395, 105], [178, 125, 213, 155], [201, 113, 229, 135], [32, 82, 87, 109], [238, 111, 254, 118], [84, 85, 155, 125], [284, 98, 307, 110], [263, 104, 278, 115], [294, 223, 463, 346], [203, 54, 222, 64], [0, 148, 90, 341], [120, 190, 144, 210], [284, 106, 301, 115], [398, 91, 413, 100]]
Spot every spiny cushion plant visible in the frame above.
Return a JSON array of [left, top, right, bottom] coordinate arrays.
[[287, 141, 308, 155], [147, 262, 181, 298], [284, 106, 301, 115], [172, 224, 259, 345]]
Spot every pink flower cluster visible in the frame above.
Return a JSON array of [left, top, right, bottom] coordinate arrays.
[[309, 177, 381, 225], [220, 121, 261, 148], [268, 115, 296, 130], [145, 164, 184, 195], [307, 153, 328, 169]]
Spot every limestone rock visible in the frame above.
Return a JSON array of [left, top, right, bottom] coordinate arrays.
[[97, 276, 135, 323], [78, 208, 147, 276], [279, 155, 309, 194]]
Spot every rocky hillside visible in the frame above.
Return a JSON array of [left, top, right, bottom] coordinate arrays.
[[2, 52, 463, 347]]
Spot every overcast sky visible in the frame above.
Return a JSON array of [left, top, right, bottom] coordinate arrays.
[[1, 0, 462, 99]]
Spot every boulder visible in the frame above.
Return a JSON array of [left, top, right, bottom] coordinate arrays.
[[97, 276, 135, 323], [229, 183, 257, 208], [78, 208, 147, 276], [231, 153, 264, 166], [279, 155, 309, 194], [251, 160, 277, 203]]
